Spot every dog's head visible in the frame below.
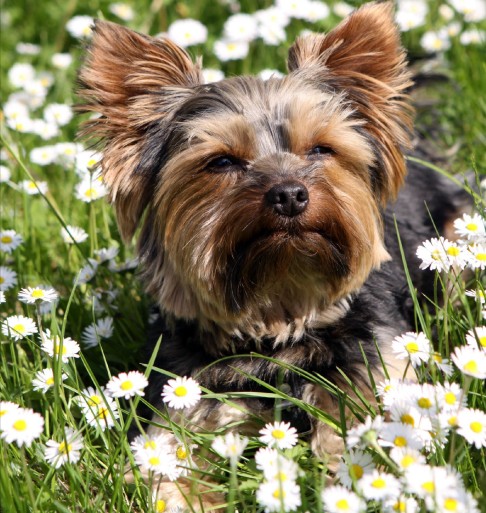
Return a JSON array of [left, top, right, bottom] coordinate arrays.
[[78, 2, 413, 342]]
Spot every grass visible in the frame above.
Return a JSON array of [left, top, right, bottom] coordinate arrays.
[[1, 1, 485, 512]]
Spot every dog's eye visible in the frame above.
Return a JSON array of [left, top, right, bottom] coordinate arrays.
[[308, 145, 334, 159], [207, 156, 244, 172]]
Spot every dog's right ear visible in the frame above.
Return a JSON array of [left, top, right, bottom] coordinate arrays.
[[78, 21, 203, 240]]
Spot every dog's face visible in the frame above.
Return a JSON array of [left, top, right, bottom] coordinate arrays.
[[79, 2, 413, 344]]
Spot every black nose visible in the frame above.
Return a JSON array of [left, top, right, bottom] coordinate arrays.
[[265, 182, 309, 217]]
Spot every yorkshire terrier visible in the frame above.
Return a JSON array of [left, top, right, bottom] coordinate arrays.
[[79, 1, 469, 509]]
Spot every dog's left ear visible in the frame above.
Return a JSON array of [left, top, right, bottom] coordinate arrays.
[[78, 21, 203, 240], [288, 1, 413, 202]]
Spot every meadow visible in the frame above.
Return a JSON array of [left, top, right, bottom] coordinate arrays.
[[0, 0, 485, 512]]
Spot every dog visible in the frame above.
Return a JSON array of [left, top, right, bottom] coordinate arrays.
[[78, 1, 470, 509]]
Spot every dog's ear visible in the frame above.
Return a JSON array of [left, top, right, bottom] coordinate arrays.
[[288, 1, 413, 201], [78, 21, 202, 240]]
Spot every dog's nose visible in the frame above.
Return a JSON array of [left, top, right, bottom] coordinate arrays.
[[265, 182, 309, 217]]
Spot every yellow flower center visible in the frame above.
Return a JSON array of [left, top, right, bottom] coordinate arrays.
[[176, 446, 188, 460], [149, 456, 160, 466], [405, 342, 419, 353], [31, 289, 45, 298], [401, 413, 415, 426], [448, 416, 457, 427], [156, 499, 166, 513], [393, 500, 407, 512], [350, 464, 364, 479], [422, 481, 435, 493], [144, 440, 157, 450], [1, 235, 13, 244], [13, 323, 26, 334], [54, 344, 67, 355], [87, 395, 102, 406], [0, 277, 4, 284], [401, 455, 416, 468], [120, 380, 133, 391], [272, 489, 286, 499], [446, 246, 460, 257], [84, 188, 96, 199], [431, 249, 442, 260], [444, 498, 458, 511], [479, 336, 486, 348], [418, 397, 432, 409], [394, 436, 408, 447], [444, 392, 456, 405], [271, 429, 285, 440], [476, 253, 486, 261], [336, 499, 350, 510], [59, 441, 72, 455], [98, 407, 109, 420], [174, 386, 187, 397], [463, 360, 478, 374], [13, 419, 27, 431], [46, 377, 55, 386], [87, 158, 98, 168], [371, 477, 386, 489], [470, 421, 483, 434], [465, 223, 478, 231]]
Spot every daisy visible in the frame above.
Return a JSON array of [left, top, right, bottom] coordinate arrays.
[[454, 213, 486, 242], [21, 179, 48, 195], [378, 422, 425, 451], [106, 370, 148, 400], [109, 3, 134, 21], [8, 62, 35, 88], [254, 7, 290, 30], [2, 315, 38, 341], [416, 237, 449, 272], [212, 432, 248, 463], [18, 285, 58, 304], [83, 395, 119, 431], [0, 266, 18, 291], [173, 439, 197, 476], [391, 331, 431, 367], [29, 146, 58, 166], [346, 415, 383, 449], [202, 68, 225, 84], [258, 24, 286, 46], [302, 1, 330, 22], [358, 470, 401, 502], [449, 0, 486, 22], [213, 40, 249, 61], [456, 408, 486, 449], [466, 327, 486, 351], [384, 497, 418, 513], [466, 244, 486, 271], [223, 14, 258, 43], [0, 164, 11, 182], [40, 332, 80, 362], [259, 420, 298, 449], [82, 317, 114, 348], [389, 447, 425, 471], [61, 225, 88, 244], [336, 449, 374, 488], [32, 368, 68, 392], [95, 246, 119, 263], [410, 383, 440, 416], [44, 103, 73, 127], [256, 479, 301, 513], [45, 428, 84, 468], [75, 150, 101, 175], [75, 174, 108, 202], [66, 15, 94, 38], [255, 447, 280, 471], [321, 485, 365, 513], [161, 376, 202, 410], [396, 1, 427, 31], [430, 351, 453, 376], [465, 289, 485, 304], [420, 29, 451, 53], [451, 345, 486, 379], [0, 291, 5, 303], [0, 401, 20, 422], [135, 444, 179, 479], [0, 229, 23, 253], [404, 464, 454, 502], [166, 19, 208, 48], [52, 53, 73, 69], [0, 407, 44, 447], [32, 120, 59, 140], [436, 382, 467, 412], [460, 29, 485, 46], [258, 69, 285, 81], [76, 259, 98, 284], [376, 378, 413, 409]]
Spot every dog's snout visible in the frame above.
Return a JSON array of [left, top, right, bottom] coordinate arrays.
[[265, 182, 309, 217]]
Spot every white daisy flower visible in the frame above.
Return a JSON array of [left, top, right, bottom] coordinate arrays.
[[466, 327, 486, 351], [61, 225, 88, 244], [0, 164, 12, 183], [95, 246, 119, 263], [0, 266, 18, 291], [3, 99, 29, 122], [336, 449, 374, 488], [212, 432, 248, 463], [454, 213, 486, 242], [258, 23, 286, 46], [460, 29, 485, 46], [376, 378, 413, 409], [275, 0, 309, 19], [256, 478, 301, 513], [358, 470, 401, 502], [404, 464, 454, 501], [439, 4, 455, 21], [20, 179, 48, 195], [416, 237, 450, 272], [321, 485, 365, 513], [258, 69, 285, 81], [409, 383, 441, 416], [436, 382, 467, 412], [465, 289, 485, 304], [83, 394, 119, 431], [202, 68, 225, 84], [75, 174, 108, 202], [223, 13, 258, 42], [76, 259, 98, 284], [166, 19, 208, 48], [161, 376, 202, 410], [2, 315, 38, 341], [0, 229, 23, 253], [109, 2, 134, 21], [32, 119, 60, 140], [106, 370, 148, 400], [255, 447, 280, 470], [333, 2, 354, 18], [74, 150, 101, 176], [430, 351, 454, 376], [420, 29, 451, 53], [51, 52, 73, 69], [8, 62, 35, 88], [74, 386, 106, 412], [451, 345, 486, 379], [457, 408, 486, 449], [449, 0, 486, 22], [40, 332, 80, 362], [0, 407, 44, 447], [29, 146, 58, 166], [6, 114, 34, 133], [214, 40, 249, 61], [0, 401, 20, 425], [45, 428, 84, 468], [173, 439, 197, 477], [396, 0, 427, 31], [18, 285, 58, 304], [135, 443, 180, 479], [466, 244, 486, 271], [302, 1, 330, 22], [378, 422, 425, 451], [346, 415, 384, 449], [66, 15, 94, 38], [389, 447, 425, 471], [32, 368, 67, 392], [384, 497, 419, 513], [44, 103, 73, 127], [391, 331, 432, 367], [16, 42, 41, 55], [259, 420, 298, 449], [82, 316, 114, 348], [0, 291, 5, 303], [254, 7, 290, 29]]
